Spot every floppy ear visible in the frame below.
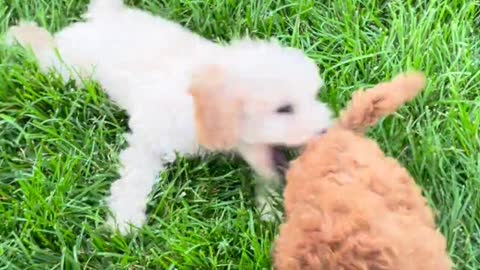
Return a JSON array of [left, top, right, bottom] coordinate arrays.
[[189, 65, 242, 151]]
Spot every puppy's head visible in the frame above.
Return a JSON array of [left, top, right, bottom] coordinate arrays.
[[190, 38, 332, 178]]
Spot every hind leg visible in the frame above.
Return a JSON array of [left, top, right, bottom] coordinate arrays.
[[7, 22, 87, 85], [6, 22, 54, 49], [6, 22, 57, 71]]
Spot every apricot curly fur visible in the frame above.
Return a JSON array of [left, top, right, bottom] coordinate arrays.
[[274, 72, 452, 270]]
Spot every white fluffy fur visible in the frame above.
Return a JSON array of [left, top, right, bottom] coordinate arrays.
[[7, 0, 332, 234]]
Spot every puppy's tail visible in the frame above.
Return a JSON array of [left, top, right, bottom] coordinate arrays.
[[6, 21, 57, 71], [86, 0, 124, 19], [338, 72, 426, 133]]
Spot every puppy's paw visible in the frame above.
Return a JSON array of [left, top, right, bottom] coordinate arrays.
[[106, 194, 147, 235], [259, 204, 283, 222], [256, 193, 283, 222], [106, 213, 145, 235]]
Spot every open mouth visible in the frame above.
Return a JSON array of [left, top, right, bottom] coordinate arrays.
[[268, 133, 327, 179], [270, 145, 292, 176]]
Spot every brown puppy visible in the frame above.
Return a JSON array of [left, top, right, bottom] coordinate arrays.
[[274, 73, 452, 270]]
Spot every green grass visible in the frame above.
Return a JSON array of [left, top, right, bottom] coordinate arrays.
[[0, 0, 479, 269]]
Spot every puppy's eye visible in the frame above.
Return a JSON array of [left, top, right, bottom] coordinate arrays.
[[276, 104, 294, 114]]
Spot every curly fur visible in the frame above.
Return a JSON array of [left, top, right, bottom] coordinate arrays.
[[274, 73, 452, 270]]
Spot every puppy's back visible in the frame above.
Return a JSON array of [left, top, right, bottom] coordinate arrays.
[[275, 129, 451, 270]]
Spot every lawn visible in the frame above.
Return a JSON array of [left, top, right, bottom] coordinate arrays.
[[0, 0, 479, 269]]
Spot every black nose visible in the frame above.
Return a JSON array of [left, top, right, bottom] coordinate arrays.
[[317, 128, 327, 135]]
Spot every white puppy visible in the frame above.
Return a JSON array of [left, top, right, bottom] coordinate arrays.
[[7, 0, 332, 234]]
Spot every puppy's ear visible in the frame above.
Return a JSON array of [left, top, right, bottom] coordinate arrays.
[[189, 65, 242, 151]]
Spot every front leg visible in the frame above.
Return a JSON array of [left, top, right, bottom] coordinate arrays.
[[237, 143, 283, 221], [255, 178, 283, 222], [106, 139, 166, 234]]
